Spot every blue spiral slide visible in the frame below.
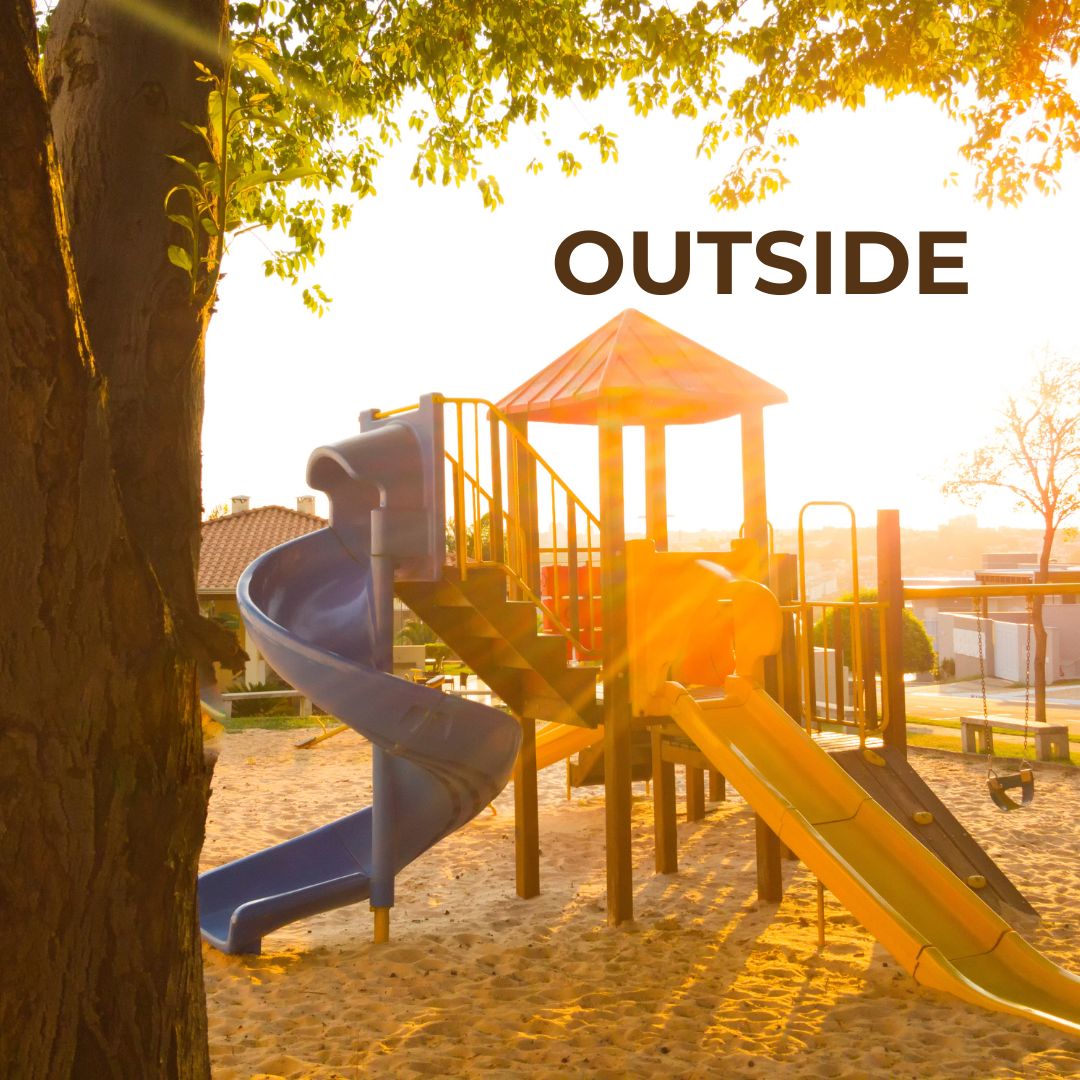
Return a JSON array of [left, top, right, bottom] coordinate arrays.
[[198, 400, 521, 954]]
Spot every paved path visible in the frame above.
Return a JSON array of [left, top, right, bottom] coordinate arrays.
[[906, 681, 1080, 733]]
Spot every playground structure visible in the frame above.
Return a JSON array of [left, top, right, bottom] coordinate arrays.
[[200, 309, 1080, 1035]]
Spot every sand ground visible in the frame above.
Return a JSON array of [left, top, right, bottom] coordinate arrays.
[[202, 729, 1080, 1078]]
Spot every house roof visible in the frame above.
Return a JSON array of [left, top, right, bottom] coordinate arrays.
[[496, 308, 787, 425], [198, 505, 326, 592]]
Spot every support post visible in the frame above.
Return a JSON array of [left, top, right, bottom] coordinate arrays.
[[369, 532, 397, 940], [708, 769, 726, 803], [685, 765, 706, 822], [755, 814, 784, 902], [370, 745, 396, 942], [507, 416, 540, 594], [742, 408, 783, 898], [645, 423, 668, 552], [599, 408, 633, 925], [651, 727, 677, 874], [740, 407, 769, 583], [513, 716, 540, 899], [877, 509, 907, 756]]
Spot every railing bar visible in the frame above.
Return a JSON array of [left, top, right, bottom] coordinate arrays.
[[455, 403, 468, 580], [566, 493, 580, 646]]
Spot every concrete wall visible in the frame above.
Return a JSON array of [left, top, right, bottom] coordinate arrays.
[[939, 610, 1059, 684], [1043, 605, 1080, 679], [812, 646, 848, 718]]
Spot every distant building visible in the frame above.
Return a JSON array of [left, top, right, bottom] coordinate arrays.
[[918, 552, 1080, 684], [903, 575, 975, 658], [198, 496, 326, 688]]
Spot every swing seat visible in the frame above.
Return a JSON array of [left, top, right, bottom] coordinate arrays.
[[987, 767, 1035, 812]]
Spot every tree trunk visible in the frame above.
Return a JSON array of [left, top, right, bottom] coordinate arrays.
[[1033, 524, 1053, 725], [0, 4, 211, 1075], [0, 1, 239, 1076], [45, 0, 227, 626]]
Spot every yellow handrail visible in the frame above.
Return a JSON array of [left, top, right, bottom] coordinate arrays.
[[437, 396, 602, 659], [441, 396, 602, 531], [904, 582, 1080, 600], [797, 502, 869, 748]]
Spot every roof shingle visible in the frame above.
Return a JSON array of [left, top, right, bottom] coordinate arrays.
[[198, 505, 326, 592], [497, 308, 787, 425]]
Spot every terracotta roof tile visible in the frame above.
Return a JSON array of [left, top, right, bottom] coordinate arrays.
[[198, 505, 327, 592]]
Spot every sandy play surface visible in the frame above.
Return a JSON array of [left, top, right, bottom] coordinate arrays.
[[201, 729, 1080, 1078]]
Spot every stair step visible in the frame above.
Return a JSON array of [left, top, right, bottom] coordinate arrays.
[[395, 570, 600, 727]]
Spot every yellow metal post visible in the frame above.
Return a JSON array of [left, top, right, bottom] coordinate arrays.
[[372, 905, 390, 944]]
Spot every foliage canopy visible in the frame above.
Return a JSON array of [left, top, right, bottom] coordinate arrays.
[[129, 0, 1080, 308]]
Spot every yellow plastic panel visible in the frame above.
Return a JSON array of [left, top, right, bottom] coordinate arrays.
[[534, 723, 604, 772]]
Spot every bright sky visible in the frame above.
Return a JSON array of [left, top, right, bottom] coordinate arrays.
[[203, 88, 1080, 535]]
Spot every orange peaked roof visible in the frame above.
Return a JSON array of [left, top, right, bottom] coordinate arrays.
[[496, 309, 787, 425]]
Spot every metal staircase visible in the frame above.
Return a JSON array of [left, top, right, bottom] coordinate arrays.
[[384, 396, 603, 729], [396, 567, 600, 726]]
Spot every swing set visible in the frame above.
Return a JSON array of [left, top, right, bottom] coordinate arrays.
[[974, 596, 1035, 812]]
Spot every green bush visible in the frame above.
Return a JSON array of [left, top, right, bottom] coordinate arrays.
[[812, 588, 935, 674], [396, 618, 440, 645]]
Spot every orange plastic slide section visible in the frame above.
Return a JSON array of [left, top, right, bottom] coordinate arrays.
[[534, 722, 603, 772], [662, 678, 1080, 1037]]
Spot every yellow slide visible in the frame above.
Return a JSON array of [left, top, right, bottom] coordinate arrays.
[[534, 722, 603, 772], [660, 676, 1080, 1036]]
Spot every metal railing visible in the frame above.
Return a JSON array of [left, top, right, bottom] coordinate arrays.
[[373, 396, 603, 659], [793, 502, 886, 750]]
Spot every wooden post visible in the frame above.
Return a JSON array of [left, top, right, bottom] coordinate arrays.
[[755, 815, 784, 902], [645, 423, 668, 552], [740, 407, 769, 583], [599, 407, 633, 925], [507, 415, 540, 594], [651, 727, 677, 874], [742, 407, 783, 901], [685, 765, 705, 822], [708, 769, 726, 802], [513, 716, 540, 899], [877, 509, 907, 756]]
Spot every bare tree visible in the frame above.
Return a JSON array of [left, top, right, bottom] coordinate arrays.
[[944, 355, 1080, 724]]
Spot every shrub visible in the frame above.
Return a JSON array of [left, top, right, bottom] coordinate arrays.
[[812, 588, 935, 674]]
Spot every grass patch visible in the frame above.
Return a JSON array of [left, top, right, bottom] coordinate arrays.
[[907, 729, 1080, 766], [908, 714, 1080, 744]]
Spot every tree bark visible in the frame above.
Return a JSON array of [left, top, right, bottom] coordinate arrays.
[[0, 1, 239, 1076], [45, 0, 228, 624]]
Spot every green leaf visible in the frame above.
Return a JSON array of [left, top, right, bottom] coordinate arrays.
[[275, 165, 321, 183], [167, 214, 195, 237], [167, 245, 193, 272]]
